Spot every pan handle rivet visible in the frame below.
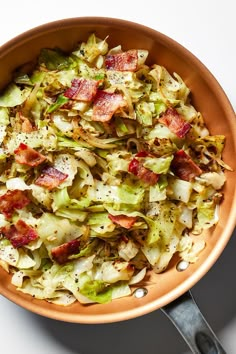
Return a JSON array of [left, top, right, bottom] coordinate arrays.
[[176, 260, 189, 272], [134, 288, 148, 298]]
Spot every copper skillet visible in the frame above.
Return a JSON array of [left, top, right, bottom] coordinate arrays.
[[0, 17, 235, 354]]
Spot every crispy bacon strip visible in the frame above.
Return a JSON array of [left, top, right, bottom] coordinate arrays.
[[14, 143, 46, 167], [0, 190, 31, 219], [171, 150, 202, 181], [105, 50, 138, 72], [1, 220, 38, 248], [35, 166, 68, 190], [108, 214, 137, 229], [64, 78, 100, 101], [92, 90, 126, 122], [159, 107, 191, 138], [128, 158, 159, 185], [51, 239, 80, 264]]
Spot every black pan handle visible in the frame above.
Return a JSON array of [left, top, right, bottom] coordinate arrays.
[[161, 290, 226, 354]]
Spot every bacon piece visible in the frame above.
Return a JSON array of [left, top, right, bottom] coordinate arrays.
[[159, 107, 191, 138], [14, 143, 46, 167], [61, 101, 73, 110], [121, 235, 129, 243], [0, 190, 31, 219], [92, 90, 126, 122], [128, 158, 140, 176], [108, 214, 137, 229], [135, 150, 155, 158], [105, 50, 138, 72], [135, 151, 149, 158], [1, 220, 38, 248], [128, 158, 159, 185], [51, 239, 80, 264], [171, 150, 202, 181], [64, 78, 99, 101], [19, 113, 34, 133], [35, 166, 68, 190]]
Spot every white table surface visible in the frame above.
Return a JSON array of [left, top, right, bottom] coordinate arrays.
[[0, 1, 235, 353]]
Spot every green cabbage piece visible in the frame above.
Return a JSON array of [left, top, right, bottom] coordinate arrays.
[[30, 70, 46, 85], [0, 83, 31, 107], [136, 101, 155, 126], [6, 127, 57, 153], [47, 95, 69, 113], [106, 70, 143, 89], [0, 107, 9, 125], [73, 33, 108, 63], [191, 135, 225, 156], [149, 183, 167, 202], [145, 138, 177, 156], [149, 175, 169, 202], [56, 69, 78, 86], [37, 213, 83, 252], [14, 73, 33, 86], [55, 208, 88, 222], [143, 155, 173, 174], [154, 202, 180, 244], [87, 212, 116, 235], [57, 135, 93, 150], [52, 187, 91, 212], [154, 101, 166, 115], [38, 48, 72, 70], [16, 249, 36, 269], [0, 239, 19, 266], [195, 200, 218, 232], [87, 180, 145, 206], [79, 275, 112, 304], [178, 235, 206, 263], [169, 178, 193, 203], [18, 263, 74, 300], [77, 277, 131, 303], [107, 151, 130, 175], [115, 117, 129, 136], [141, 243, 161, 266], [52, 188, 71, 210]]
